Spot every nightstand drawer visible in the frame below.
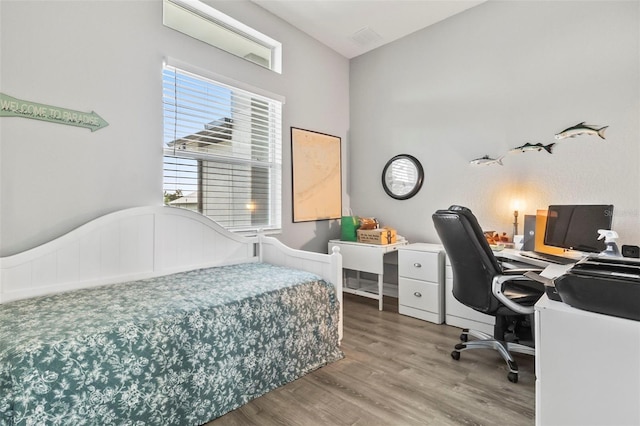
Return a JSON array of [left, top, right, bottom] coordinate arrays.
[[399, 250, 439, 282], [398, 277, 440, 313]]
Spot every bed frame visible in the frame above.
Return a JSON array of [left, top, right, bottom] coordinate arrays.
[[0, 206, 343, 337]]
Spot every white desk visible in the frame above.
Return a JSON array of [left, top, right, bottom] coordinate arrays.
[[444, 248, 557, 334], [328, 240, 407, 310], [494, 248, 561, 268], [444, 253, 495, 334], [535, 294, 640, 425]]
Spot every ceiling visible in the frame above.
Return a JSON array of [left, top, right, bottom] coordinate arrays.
[[251, 0, 486, 59]]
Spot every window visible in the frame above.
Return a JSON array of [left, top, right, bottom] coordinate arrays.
[[163, 63, 283, 233], [163, 0, 282, 73]]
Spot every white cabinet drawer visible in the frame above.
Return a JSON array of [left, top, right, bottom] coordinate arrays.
[[398, 250, 439, 282], [399, 277, 440, 313]]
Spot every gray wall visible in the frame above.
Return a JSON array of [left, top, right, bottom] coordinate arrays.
[[0, 0, 349, 256], [2, 0, 638, 257], [349, 0, 640, 247]]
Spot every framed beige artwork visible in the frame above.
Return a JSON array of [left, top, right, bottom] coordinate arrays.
[[291, 127, 342, 222]]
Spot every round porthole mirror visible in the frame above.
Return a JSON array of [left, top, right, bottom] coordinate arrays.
[[381, 154, 424, 200]]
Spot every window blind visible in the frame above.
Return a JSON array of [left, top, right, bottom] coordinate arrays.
[[163, 64, 282, 232]]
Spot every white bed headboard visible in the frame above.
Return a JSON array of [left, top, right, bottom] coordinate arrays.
[[0, 206, 257, 303]]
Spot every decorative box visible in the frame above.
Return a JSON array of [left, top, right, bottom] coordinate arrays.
[[357, 228, 397, 245]]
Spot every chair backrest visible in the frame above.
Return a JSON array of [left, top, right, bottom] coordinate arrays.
[[432, 206, 503, 314]]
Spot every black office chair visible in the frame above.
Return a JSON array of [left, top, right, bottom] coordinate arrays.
[[432, 205, 545, 383]]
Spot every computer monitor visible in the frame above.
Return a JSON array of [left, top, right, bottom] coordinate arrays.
[[544, 204, 614, 253]]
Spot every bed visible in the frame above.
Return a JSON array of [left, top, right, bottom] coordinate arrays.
[[0, 206, 343, 425]]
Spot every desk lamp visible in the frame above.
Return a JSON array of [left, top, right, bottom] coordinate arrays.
[[511, 200, 522, 241]]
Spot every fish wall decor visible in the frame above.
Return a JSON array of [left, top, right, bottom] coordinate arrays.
[[509, 142, 555, 154], [469, 155, 504, 166], [469, 121, 608, 166], [555, 122, 608, 140]]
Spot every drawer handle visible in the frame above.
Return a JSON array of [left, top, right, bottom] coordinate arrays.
[[414, 292, 422, 298], [413, 262, 422, 268]]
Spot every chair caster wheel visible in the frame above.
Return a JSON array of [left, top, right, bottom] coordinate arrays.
[[459, 333, 468, 342], [508, 372, 518, 383], [451, 351, 460, 360]]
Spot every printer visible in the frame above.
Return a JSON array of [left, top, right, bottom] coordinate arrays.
[[552, 256, 640, 321]]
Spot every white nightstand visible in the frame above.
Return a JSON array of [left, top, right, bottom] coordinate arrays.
[[398, 243, 445, 324]]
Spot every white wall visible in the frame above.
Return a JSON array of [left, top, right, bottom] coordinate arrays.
[[349, 0, 640, 247], [0, 0, 349, 256]]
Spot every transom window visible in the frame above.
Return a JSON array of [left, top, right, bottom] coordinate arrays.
[[163, 63, 283, 233], [163, 0, 282, 73]]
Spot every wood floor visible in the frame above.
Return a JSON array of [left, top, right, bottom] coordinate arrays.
[[207, 294, 535, 426]]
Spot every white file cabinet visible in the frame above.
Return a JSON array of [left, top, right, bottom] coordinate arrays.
[[398, 243, 445, 323], [444, 256, 495, 334]]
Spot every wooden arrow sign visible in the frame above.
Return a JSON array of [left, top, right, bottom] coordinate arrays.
[[0, 92, 109, 132]]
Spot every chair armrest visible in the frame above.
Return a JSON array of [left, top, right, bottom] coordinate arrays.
[[491, 274, 540, 315]]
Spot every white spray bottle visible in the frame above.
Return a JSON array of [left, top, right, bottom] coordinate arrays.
[[597, 229, 622, 257]]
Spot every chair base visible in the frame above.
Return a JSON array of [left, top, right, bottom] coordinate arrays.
[[451, 328, 535, 383]]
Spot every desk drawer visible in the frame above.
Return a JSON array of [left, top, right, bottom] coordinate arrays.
[[329, 243, 382, 273], [399, 277, 441, 313], [399, 250, 440, 282]]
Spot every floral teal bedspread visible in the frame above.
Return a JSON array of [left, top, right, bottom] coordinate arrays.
[[0, 262, 342, 426]]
